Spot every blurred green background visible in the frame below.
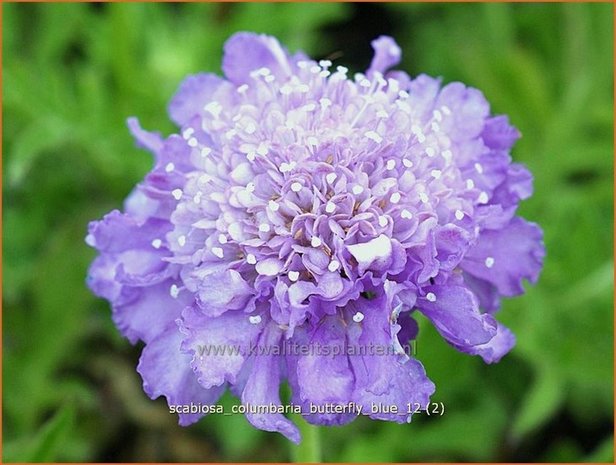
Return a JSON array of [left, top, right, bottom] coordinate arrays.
[[3, 2, 614, 462]]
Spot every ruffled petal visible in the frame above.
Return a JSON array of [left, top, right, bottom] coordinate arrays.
[[481, 115, 521, 150], [241, 324, 300, 443], [491, 163, 534, 211], [346, 234, 393, 274], [179, 305, 263, 389], [462, 271, 501, 313], [86, 210, 172, 254], [168, 73, 224, 126], [137, 323, 224, 426], [86, 211, 179, 344], [463, 321, 516, 363], [436, 83, 490, 142], [417, 284, 497, 350], [347, 292, 435, 422], [222, 32, 293, 84], [461, 217, 545, 296], [434, 224, 472, 272], [295, 316, 356, 426], [194, 269, 255, 316], [112, 279, 190, 344]]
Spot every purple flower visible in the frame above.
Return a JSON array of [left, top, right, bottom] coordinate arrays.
[[86, 33, 545, 443]]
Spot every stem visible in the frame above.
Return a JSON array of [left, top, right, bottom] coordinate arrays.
[[290, 414, 322, 463]]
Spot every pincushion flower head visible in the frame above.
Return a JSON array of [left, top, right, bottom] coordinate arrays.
[[86, 33, 544, 442]]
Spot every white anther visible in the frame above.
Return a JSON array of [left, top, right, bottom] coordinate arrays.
[[403, 159, 414, 168], [442, 150, 453, 162], [336, 65, 348, 74], [259, 223, 271, 233], [306, 136, 318, 147], [245, 182, 256, 193], [401, 209, 413, 219], [182, 127, 194, 139], [376, 110, 389, 119], [280, 161, 295, 173], [151, 239, 162, 249], [319, 98, 332, 110], [431, 169, 442, 179], [478, 192, 489, 204], [204, 101, 223, 118], [212, 247, 224, 258], [311, 236, 322, 248], [328, 260, 340, 272], [426, 292, 437, 302], [433, 110, 443, 121], [475, 163, 484, 174], [200, 147, 211, 157], [365, 131, 383, 143], [455, 210, 465, 220], [249, 315, 262, 325], [256, 142, 269, 156], [352, 311, 365, 323], [390, 192, 401, 204], [378, 216, 388, 227], [291, 182, 303, 192], [172, 189, 183, 200], [485, 257, 495, 268], [466, 179, 475, 189], [218, 234, 228, 245], [425, 147, 436, 157], [417, 133, 426, 143], [302, 103, 316, 112], [177, 235, 186, 247], [237, 84, 249, 94], [325, 202, 336, 213], [352, 185, 364, 195], [326, 173, 337, 184], [246, 253, 257, 265], [398, 90, 409, 99], [288, 271, 300, 282], [319, 60, 332, 68], [386, 159, 396, 170], [170, 284, 180, 298], [193, 193, 202, 204], [268, 200, 280, 212], [441, 105, 452, 115], [419, 192, 429, 203], [244, 122, 256, 134], [165, 162, 175, 173], [187, 137, 198, 147], [431, 122, 440, 132]]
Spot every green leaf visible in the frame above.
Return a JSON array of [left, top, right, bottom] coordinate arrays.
[[585, 436, 615, 463], [4, 404, 76, 462], [511, 366, 564, 441]]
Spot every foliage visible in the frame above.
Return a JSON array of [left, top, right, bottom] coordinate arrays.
[[3, 3, 613, 462]]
